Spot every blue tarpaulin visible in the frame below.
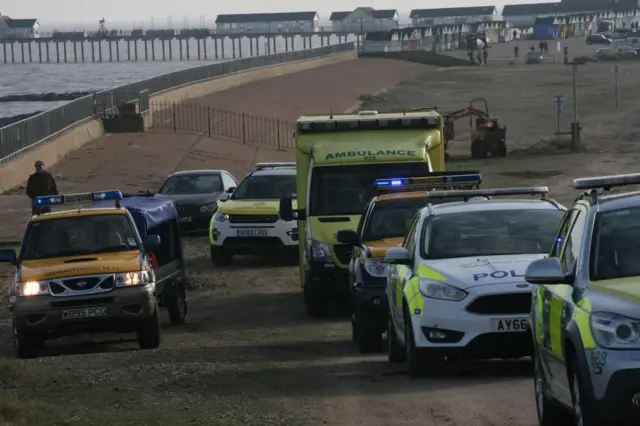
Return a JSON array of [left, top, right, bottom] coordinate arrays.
[[92, 196, 178, 237]]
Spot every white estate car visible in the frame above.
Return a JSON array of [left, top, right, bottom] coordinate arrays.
[[383, 187, 566, 377]]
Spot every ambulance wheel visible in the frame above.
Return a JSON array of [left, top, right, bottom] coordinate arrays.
[[471, 140, 487, 159], [534, 346, 573, 426], [210, 246, 233, 266], [354, 310, 383, 353], [387, 310, 406, 363], [404, 306, 445, 377]]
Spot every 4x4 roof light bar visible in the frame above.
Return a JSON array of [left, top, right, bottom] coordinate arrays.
[[254, 162, 296, 170], [574, 173, 640, 190], [374, 173, 482, 189], [34, 190, 123, 207], [426, 186, 549, 199]]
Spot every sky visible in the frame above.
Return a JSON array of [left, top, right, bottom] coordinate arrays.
[[2, 0, 555, 30]]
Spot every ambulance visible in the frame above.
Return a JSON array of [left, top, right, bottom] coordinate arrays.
[[279, 110, 446, 316]]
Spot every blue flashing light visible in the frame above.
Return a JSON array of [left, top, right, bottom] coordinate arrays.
[[374, 174, 482, 189], [34, 190, 123, 207]]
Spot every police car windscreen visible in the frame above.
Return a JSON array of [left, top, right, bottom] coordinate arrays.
[[309, 163, 432, 216], [158, 174, 223, 195], [21, 215, 139, 260], [591, 207, 640, 280], [422, 209, 564, 259], [231, 175, 296, 200], [362, 197, 466, 242]]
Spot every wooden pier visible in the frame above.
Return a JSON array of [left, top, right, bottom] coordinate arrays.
[[0, 30, 359, 64]]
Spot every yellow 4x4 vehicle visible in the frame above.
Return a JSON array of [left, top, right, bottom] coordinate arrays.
[[0, 190, 168, 358]]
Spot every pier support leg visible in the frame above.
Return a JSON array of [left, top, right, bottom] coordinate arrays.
[[63, 41, 67, 62], [162, 40, 166, 60], [144, 40, 148, 61], [38, 42, 42, 62], [203, 38, 207, 59], [55, 42, 60, 63], [98, 41, 103, 62], [179, 39, 183, 60], [152, 40, 155, 61], [214, 38, 218, 59], [28, 42, 33, 62], [134, 41, 138, 60], [197, 38, 201, 60], [221, 39, 225, 58], [81, 41, 85, 62], [109, 41, 113, 61], [232, 38, 236, 58], [169, 40, 172, 60], [46, 42, 50, 62], [238, 37, 242, 57], [285, 37, 289, 52], [127, 40, 131, 60], [73, 41, 77, 62], [116, 41, 120, 61]]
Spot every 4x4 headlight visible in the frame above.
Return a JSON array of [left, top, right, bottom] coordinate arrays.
[[116, 271, 151, 287], [364, 258, 389, 277], [214, 211, 229, 222], [310, 240, 331, 262], [590, 312, 640, 349], [13, 281, 49, 296], [419, 278, 467, 301]]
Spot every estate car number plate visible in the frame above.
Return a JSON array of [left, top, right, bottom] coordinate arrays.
[[237, 229, 268, 237], [179, 217, 192, 223], [493, 318, 529, 332], [61, 307, 107, 320]]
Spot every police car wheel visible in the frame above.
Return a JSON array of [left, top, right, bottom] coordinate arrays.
[[569, 355, 599, 426], [210, 246, 233, 266], [166, 283, 187, 325], [13, 322, 42, 359], [137, 306, 161, 350], [404, 307, 445, 377], [387, 311, 406, 363], [354, 313, 383, 354], [534, 348, 572, 425]]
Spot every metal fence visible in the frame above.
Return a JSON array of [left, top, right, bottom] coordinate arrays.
[[150, 101, 295, 150], [0, 42, 354, 163]]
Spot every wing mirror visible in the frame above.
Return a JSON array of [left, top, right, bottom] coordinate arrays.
[[525, 257, 571, 285], [0, 248, 17, 265], [336, 230, 360, 246], [145, 234, 161, 249], [383, 247, 412, 265]]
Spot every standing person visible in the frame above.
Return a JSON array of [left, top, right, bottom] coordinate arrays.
[[482, 47, 488, 65], [539, 40, 544, 54], [544, 40, 549, 54], [514, 44, 520, 58], [512, 29, 517, 40], [26, 160, 58, 215]]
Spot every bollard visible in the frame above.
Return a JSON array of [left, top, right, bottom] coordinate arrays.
[[571, 122, 581, 151]]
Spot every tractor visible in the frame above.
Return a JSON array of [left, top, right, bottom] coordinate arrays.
[[443, 99, 507, 159]]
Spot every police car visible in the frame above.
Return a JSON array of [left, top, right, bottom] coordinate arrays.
[[526, 173, 640, 426], [210, 163, 298, 265], [384, 186, 565, 377], [337, 173, 482, 354]]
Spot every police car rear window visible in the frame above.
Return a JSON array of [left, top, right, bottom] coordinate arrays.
[[422, 209, 563, 259]]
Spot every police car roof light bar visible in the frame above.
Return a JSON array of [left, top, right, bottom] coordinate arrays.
[[254, 162, 296, 170], [34, 190, 124, 208], [374, 173, 482, 189], [573, 173, 640, 191], [426, 186, 549, 200]]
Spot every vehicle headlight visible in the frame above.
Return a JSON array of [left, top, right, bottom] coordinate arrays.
[[418, 278, 467, 301], [214, 211, 229, 222], [590, 312, 640, 349], [364, 258, 389, 277], [13, 281, 49, 296], [310, 240, 331, 262], [115, 271, 150, 287], [200, 202, 218, 213]]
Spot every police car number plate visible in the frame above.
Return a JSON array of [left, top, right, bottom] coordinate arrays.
[[493, 318, 529, 332], [61, 307, 107, 320], [237, 229, 267, 237]]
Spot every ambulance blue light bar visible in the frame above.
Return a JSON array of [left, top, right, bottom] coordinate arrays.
[[34, 190, 123, 206], [574, 173, 640, 190], [374, 173, 482, 188], [426, 186, 548, 199]]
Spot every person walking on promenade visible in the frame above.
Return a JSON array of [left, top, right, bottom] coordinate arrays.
[[26, 160, 58, 214]]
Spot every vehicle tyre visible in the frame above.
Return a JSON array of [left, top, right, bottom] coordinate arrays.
[[534, 346, 572, 425], [569, 354, 600, 426], [471, 140, 487, 159], [387, 309, 406, 363], [137, 306, 161, 350], [354, 309, 383, 353], [404, 306, 445, 377], [210, 245, 233, 266], [166, 282, 187, 325], [13, 322, 42, 359], [497, 140, 507, 157]]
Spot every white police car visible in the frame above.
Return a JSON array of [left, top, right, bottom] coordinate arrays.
[[383, 186, 566, 377]]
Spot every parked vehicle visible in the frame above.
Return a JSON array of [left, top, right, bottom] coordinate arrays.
[[586, 34, 612, 45]]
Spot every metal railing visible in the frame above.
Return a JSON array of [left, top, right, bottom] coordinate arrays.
[[0, 41, 354, 163], [150, 101, 295, 150]]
